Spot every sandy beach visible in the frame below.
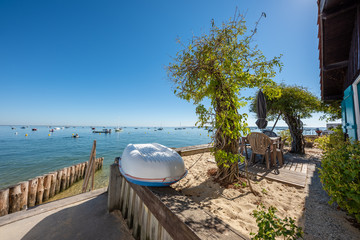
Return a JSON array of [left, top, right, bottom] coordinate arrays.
[[172, 148, 360, 239]]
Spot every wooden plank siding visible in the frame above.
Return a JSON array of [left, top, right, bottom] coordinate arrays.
[[346, 5, 360, 88], [108, 162, 200, 240]]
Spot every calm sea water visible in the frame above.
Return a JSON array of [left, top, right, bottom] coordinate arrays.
[[0, 126, 211, 189], [0, 125, 322, 189]]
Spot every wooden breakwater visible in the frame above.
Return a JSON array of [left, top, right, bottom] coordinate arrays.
[[108, 158, 200, 240], [0, 157, 104, 217]]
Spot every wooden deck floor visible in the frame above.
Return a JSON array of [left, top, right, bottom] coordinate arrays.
[[239, 156, 308, 188]]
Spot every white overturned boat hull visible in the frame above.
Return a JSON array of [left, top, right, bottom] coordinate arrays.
[[119, 143, 187, 186]]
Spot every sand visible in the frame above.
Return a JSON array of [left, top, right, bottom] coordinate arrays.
[[172, 148, 360, 239]]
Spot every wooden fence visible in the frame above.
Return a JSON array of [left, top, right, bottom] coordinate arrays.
[[0, 157, 104, 216], [108, 158, 200, 240]]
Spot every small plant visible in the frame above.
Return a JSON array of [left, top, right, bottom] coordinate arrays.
[[250, 205, 303, 240], [261, 188, 268, 194], [233, 181, 247, 189]]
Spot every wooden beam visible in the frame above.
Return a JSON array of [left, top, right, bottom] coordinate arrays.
[[323, 60, 348, 71], [322, 4, 357, 20], [323, 94, 344, 101]]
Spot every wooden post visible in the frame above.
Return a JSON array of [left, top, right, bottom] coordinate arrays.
[[108, 163, 122, 212], [82, 140, 96, 193], [9, 184, 21, 213], [71, 165, 76, 183], [0, 188, 9, 216], [66, 167, 71, 189], [75, 164, 79, 182], [69, 166, 74, 186], [91, 149, 96, 191], [60, 168, 67, 192], [28, 178, 38, 207], [55, 169, 63, 194], [101, 157, 104, 168], [19, 181, 29, 210], [83, 154, 95, 192], [77, 163, 82, 180], [49, 172, 57, 198], [43, 174, 51, 202], [95, 158, 99, 170], [80, 162, 85, 179], [36, 176, 44, 205], [84, 162, 88, 178]]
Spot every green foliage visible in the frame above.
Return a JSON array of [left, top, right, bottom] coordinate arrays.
[[250, 84, 321, 154], [319, 100, 342, 122], [167, 13, 282, 179], [279, 130, 292, 146], [317, 129, 360, 223], [250, 205, 303, 240], [214, 149, 240, 168], [250, 84, 320, 121]]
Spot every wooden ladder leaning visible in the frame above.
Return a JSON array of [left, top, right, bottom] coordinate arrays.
[[82, 140, 96, 193]]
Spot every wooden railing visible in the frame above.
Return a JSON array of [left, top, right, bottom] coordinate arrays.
[[108, 158, 200, 240]]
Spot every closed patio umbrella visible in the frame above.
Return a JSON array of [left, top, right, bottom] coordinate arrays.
[[255, 90, 268, 129]]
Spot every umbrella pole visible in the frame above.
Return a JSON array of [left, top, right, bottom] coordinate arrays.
[[271, 113, 281, 132]]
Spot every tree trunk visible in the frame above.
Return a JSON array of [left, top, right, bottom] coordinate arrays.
[[213, 85, 240, 183], [216, 161, 239, 183], [284, 114, 304, 154]]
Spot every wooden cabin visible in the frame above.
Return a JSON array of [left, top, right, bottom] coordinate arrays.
[[318, 0, 360, 140]]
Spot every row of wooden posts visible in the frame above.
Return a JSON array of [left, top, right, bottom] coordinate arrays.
[[0, 157, 104, 217]]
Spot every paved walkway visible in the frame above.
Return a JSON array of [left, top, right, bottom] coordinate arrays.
[[0, 188, 134, 240]]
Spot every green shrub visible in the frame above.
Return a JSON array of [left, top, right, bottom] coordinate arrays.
[[317, 129, 360, 223], [279, 130, 292, 146], [250, 205, 303, 240]]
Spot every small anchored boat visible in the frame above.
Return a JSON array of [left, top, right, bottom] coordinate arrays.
[[119, 143, 187, 186], [93, 128, 112, 133]]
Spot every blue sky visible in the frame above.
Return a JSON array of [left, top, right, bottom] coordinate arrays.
[[0, 0, 335, 127]]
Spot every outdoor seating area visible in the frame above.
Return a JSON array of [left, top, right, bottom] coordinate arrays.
[[240, 132, 286, 169], [239, 133, 306, 187]]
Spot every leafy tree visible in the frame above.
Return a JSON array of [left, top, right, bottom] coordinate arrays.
[[167, 13, 282, 183], [251, 84, 321, 154], [319, 100, 342, 122]]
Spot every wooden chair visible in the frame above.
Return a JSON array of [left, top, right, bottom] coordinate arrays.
[[247, 132, 272, 169]]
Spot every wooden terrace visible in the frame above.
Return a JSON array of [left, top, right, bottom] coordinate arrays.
[[239, 152, 309, 188]]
